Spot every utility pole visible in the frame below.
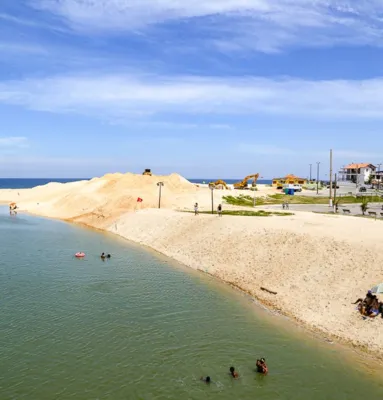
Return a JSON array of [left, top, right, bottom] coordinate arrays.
[[333, 173, 338, 212], [309, 164, 312, 182], [316, 162, 320, 195], [209, 183, 214, 214], [329, 149, 333, 207]]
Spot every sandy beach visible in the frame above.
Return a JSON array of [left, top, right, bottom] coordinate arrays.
[[1, 172, 382, 359]]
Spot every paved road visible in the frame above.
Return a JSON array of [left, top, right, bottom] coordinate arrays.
[[261, 202, 383, 216]]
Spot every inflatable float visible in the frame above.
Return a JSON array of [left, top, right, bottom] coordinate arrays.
[[75, 252, 85, 258]]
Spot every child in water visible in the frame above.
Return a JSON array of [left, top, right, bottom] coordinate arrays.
[[256, 358, 268, 374], [229, 366, 239, 378], [200, 376, 211, 384]]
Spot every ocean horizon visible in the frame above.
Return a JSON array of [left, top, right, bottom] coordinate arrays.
[[0, 177, 272, 189]]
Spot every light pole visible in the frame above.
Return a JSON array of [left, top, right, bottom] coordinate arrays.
[[252, 181, 257, 207], [157, 182, 164, 209], [309, 164, 312, 182], [316, 162, 320, 195], [208, 183, 214, 214]]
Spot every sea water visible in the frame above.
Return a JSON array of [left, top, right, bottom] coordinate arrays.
[[1, 208, 382, 399]]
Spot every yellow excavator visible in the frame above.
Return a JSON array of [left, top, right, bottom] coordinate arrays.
[[142, 169, 152, 176], [233, 174, 260, 190], [209, 179, 229, 190]]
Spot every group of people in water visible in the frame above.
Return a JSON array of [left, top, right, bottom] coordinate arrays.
[[100, 252, 111, 260], [353, 291, 383, 318], [200, 359, 268, 384]]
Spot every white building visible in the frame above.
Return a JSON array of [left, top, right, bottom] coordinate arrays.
[[339, 163, 376, 185]]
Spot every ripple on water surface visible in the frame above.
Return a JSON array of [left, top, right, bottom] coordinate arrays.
[[1, 209, 383, 399]]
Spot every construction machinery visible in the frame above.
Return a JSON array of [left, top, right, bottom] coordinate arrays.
[[209, 180, 230, 190], [142, 169, 152, 176], [233, 174, 260, 190]]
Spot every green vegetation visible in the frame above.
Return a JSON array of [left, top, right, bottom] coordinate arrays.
[[183, 210, 294, 217], [360, 198, 369, 215], [223, 194, 383, 207]]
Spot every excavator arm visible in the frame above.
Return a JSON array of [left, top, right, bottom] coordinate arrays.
[[209, 179, 229, 190], [233, 174, 259, 189]]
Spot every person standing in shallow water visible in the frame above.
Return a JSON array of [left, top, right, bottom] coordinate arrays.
[[256, 358, 268, 374]]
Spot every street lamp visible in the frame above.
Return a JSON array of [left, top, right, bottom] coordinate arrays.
[[309, 164, 312, 182], [378, 163, 382, 191], [157, 182, 164, 209], [316, 162, 320, 195], [208, 183, 215, 214]]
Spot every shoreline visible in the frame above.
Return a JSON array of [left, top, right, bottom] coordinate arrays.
[[1, 173, 382, 363], [36, 208, 383, 362], [9, 205, 383, 364]]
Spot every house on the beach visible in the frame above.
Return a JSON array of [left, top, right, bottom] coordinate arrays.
[[338, 163, 376, 184], [272, 174, 307, 189]]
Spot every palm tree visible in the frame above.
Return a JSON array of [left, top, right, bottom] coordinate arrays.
[[360, 198, 369, 215]]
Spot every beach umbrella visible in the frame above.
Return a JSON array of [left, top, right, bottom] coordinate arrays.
[[371, 283, 383, 294]]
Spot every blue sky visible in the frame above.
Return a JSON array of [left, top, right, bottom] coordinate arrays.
[[1, 0, 383, 178]]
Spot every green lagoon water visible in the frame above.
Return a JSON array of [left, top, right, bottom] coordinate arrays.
[[1, 208, 382, 399]]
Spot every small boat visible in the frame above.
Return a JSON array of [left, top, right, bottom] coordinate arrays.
[[75, 252, 85, 258]]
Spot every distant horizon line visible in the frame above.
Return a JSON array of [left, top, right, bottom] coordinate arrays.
[[0, 177, 275, 180]]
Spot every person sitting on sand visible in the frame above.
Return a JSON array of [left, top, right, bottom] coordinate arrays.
[[101, 252, 106, 259], [256, 358, 268, 374], [353, 291, 376, 308], [200, 376, 211, 384], [229, 366, 239, 378]]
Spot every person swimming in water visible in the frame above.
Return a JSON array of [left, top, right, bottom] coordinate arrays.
[[200, 376, 211, 384], [229, 366, 239, 378], [107, 254, 111, 259], [256, 358, 268, 374], [101, 252, 106, 259]]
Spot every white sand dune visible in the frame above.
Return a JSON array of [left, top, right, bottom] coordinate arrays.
[[1, 172, 382, 359]]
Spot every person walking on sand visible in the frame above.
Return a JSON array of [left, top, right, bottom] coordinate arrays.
[[282, 202, 286, 210], [286, 202, 289, 210], [217, 204, 222, 217], [194, 202, 199, 216]]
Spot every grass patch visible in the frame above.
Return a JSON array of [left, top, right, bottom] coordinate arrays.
[[183, 210, 293, 217], [223, 194, 383, 207]]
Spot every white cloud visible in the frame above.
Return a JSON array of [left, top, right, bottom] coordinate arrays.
[[1, 73, 383, 120], [30, 1, 383, 52], [0, 137, 29, 148]]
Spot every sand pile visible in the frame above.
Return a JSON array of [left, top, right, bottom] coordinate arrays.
[[0, 172, 197, 227], [109, 209, 383, 358]]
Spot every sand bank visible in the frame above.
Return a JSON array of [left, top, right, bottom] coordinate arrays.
[[0, 172, 382, 359]]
